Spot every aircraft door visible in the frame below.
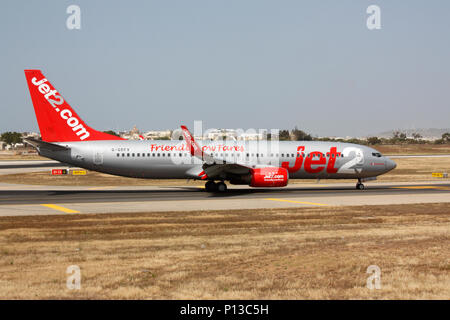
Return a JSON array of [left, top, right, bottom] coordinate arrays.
[[93, 150, 104, 166]]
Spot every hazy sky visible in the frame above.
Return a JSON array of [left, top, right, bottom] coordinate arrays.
[[1, 0, 449, 137]]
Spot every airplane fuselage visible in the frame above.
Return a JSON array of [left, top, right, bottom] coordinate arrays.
[[39, 140, 396, 181]]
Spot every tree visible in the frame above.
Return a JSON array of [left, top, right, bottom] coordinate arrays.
[[367, 136, 381, 145], [279, 130, 291, 141], [1, 132, 22, 145], [412, 132, 422, 141], [291, 126, 312, 141], [442, 132, 450, 143], [390, 131, 407, 144], [103, 130, 120, 137]]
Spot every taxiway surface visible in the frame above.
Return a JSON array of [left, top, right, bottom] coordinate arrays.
[[0, 181, 448, 216]]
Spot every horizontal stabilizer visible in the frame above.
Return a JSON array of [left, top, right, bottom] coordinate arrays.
[[23, 137, 70, 152]]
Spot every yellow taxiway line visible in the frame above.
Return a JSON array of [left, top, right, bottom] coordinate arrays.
[[87, 186, 116, 190], [392, 186, 450, 190], [264, 198, 329, 206], [40, 204, 80, 213]]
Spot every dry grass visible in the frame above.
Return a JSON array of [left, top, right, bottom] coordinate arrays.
[[376, 157, 450, 182], [374, 144, 450, 155], [0, 151, 46, 161], [0, 203, 448, 299], [292, 154, 450, 183]]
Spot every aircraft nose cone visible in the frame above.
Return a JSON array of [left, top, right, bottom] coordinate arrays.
[[385, 158, 397, 171]]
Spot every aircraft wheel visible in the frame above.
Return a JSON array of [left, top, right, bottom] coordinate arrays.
[[356, 183, 365, 190], [205, 181, 217, 192], [216, 181, 227, 192]]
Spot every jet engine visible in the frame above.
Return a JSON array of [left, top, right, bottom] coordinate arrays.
[[249, 167, 289, 187]]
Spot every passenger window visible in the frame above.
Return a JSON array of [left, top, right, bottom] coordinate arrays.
[[137, 153, 140, 157], [127, 153, 130, 157], [116, 153, 120, 157], [122, 153, 125, 157], [157, 153, 160, 157]]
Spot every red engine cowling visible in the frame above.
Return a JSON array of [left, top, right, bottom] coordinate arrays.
[[250, 167, 289, 187]]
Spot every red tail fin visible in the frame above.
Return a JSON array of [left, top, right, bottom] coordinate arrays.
[[25, 70, 124, 142]]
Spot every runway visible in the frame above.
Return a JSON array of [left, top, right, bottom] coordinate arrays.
[[1, 182, 450, 205], [0, 181, 449, 216]]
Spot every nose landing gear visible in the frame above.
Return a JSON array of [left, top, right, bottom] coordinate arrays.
[[356, 179, 365, 190]]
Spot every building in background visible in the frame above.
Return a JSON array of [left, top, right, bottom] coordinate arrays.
[[143, 130, 172, 140]]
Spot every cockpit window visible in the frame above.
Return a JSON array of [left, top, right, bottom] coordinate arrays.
[[372, 152, 382, 157]]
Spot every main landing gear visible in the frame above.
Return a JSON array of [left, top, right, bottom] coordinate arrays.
[[356, 179, 365, 190], [205, 181, 227, 192]]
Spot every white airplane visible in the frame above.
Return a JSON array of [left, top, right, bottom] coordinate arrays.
[[24, 70, 396, 192]]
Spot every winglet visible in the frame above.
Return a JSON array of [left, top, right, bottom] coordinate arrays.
[[180, 125, 204, 159]]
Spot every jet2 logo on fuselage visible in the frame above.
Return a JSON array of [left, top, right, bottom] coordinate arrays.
[[282, 146, 365, 175]]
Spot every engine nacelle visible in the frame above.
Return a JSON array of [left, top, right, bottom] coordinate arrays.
[[250, 167, 289, 187]]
